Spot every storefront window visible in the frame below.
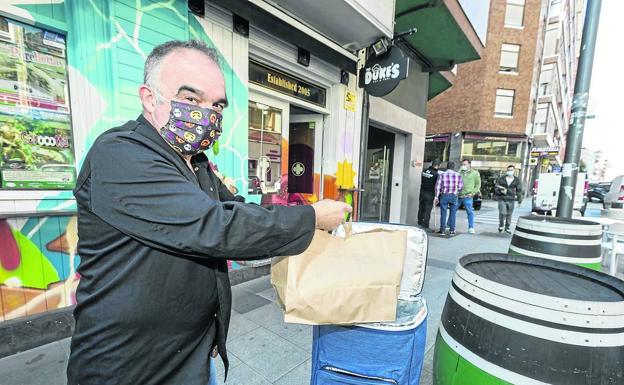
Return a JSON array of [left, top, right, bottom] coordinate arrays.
[[0, 17, 75, 189], [424, 138, 450, 162], [248, 101, 282, 194], [463, 139, 523, 159]]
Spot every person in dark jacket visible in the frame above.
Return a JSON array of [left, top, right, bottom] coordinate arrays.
[[66, 40, 351, 385], [418, 159, 440, 231], [494, 165, 523, 233]]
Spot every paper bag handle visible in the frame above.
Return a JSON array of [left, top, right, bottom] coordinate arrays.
[[342, 215, 353, 238]]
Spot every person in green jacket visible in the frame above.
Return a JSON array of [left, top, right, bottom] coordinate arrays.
[[459, 159, 481, 234]]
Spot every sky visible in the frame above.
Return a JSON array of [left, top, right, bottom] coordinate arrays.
[[458, 0, 491, 45], [582, 0, 624, 180]]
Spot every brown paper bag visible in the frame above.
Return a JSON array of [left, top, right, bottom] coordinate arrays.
[[271, 227, 407, 325]]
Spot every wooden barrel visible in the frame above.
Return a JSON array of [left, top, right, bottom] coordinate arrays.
[[510, 215, 603, 270], [433, 253, 624, 385]]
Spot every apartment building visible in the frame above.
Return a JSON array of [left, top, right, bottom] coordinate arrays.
[[426, 0, 584, 195]]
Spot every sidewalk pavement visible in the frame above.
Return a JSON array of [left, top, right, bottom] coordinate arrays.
[[0, 209, 517, 385]]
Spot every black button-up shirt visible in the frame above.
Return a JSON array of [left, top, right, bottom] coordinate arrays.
[[67, 116, 315, 385]]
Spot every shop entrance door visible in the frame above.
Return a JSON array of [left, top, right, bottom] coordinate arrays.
[[288, 114, 323, 197], [360, 126, 395, 222], [247, 94, 289, 198]]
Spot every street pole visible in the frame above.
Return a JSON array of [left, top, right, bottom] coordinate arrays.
[[556, 0, 602, 218]]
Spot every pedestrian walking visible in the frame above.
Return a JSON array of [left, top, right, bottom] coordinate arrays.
[[458, 159, 481, 234], [494, 165, 523, 233], [434, 161, 464, 236], [66, 40, 351, 385], [417, 159, 440, 231]]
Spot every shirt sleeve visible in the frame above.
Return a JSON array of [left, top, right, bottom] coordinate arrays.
[[458, 175, 464, 192], [475, 171, 482, 192], [88, 135, 315, 260], [435, 174, 442, 198]]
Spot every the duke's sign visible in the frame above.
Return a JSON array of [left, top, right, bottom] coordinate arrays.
[[358, 46, 409, 97]]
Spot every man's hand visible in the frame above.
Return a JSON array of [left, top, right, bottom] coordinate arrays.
[[312, 200, 353, 231], [434, 197, 439, 205]]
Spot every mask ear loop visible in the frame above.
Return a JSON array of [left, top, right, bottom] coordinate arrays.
[[149, 87, 169, 129]]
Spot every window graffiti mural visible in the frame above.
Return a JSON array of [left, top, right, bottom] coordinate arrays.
[[0, 16, 75, 190]]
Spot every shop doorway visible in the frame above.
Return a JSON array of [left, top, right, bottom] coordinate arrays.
[[247, 93, 324, 205], [360, 125, 396, 222], [289, 107, 323, 196]]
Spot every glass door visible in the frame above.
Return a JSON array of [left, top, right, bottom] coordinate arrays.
[[247, 93, 289, 202], [360, 126, 395, 222], [288, 114, 323, 198]]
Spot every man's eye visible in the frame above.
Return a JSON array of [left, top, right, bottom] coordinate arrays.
[[185, 97, 199, 104], [213, 103, 225, 111]]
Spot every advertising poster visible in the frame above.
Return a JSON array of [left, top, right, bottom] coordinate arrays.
[[0, 16, 75, 189]]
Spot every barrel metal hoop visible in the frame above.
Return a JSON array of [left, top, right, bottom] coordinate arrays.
[[516, 217, 603, 236], [513, 229, 602, 245], [513, 226, 603, 240], [449, 286, 624, 347], [452, 275, 624, 330], [508, 245, 602, 263], [438, 325, 549, 385], [454, 264, 624, 315]]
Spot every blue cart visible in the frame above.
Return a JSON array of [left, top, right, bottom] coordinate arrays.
[[311, 223, 429, 385]]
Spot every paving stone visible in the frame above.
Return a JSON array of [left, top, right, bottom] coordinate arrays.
[[0, 341, 68, 385], [227, 311, 261, 341], [257, 287, 278, 302], [214, 352, 242, 383], [219, 362, 272, 385], [274, 359, 312, 385], [232, 290, 272, 314], [228, 327, 308, 382]]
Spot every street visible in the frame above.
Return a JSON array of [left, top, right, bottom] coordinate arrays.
[[0, 200, 536, 385]]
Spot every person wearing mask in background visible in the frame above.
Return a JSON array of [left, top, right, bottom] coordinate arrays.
[[434, 161, 463, 236], [494, 165, 523, 233], [417, 159, 440, 232], [458, 159, 481, 234]]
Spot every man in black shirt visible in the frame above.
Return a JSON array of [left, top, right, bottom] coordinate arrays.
[[417, 159, 440, 231], [67, 40, 351, 385]]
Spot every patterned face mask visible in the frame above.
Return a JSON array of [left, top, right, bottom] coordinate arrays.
[[156, 100, 223, 156]]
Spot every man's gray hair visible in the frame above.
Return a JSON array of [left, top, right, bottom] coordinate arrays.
[[144, 40, 220, 88]]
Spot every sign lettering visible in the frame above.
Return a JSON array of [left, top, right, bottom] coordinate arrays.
[[249, 61, 326, 107]]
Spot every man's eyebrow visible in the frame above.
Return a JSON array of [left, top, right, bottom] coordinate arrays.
[[176, 85, 204, 97], [215, 97, 229, 108]]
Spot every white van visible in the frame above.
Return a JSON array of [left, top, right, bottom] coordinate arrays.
[[604, 175, 624, 210], [532, 172, 588, 216]]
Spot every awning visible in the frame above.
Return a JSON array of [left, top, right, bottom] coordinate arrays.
[[394, 0, 484, 99]]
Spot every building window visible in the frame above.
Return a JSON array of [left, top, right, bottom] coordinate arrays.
[[505, 0, 525, 27], [0, 16, 76, 190], [539, 64, 554, 96], [462, 139, 523, 159], [495, 89, 515, 117], [500, 43, 520, 73], [549, 0, 562, 17], [543, 25, 559, 56], [424, 136, 451, 162]]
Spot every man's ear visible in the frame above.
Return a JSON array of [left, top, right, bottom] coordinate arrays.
[[139, 85, 156, 114]]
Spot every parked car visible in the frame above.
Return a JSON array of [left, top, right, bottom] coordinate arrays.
[[588, 182, 611, 203], [435, 193, 482, 210], [532, 172, 588, 216], [458, 193, 482, 211], [604, 175, 624, 209]]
